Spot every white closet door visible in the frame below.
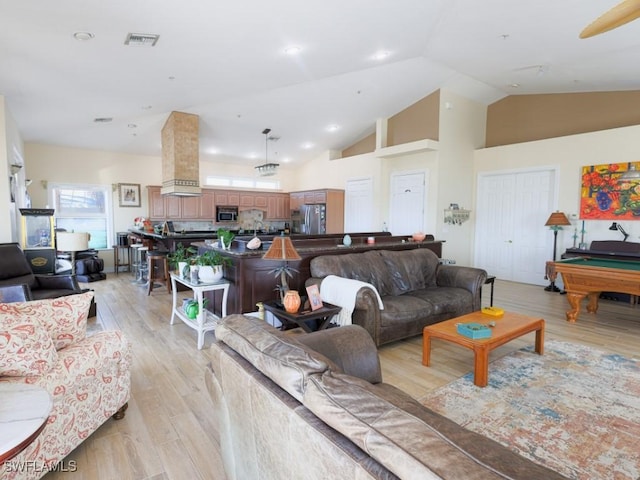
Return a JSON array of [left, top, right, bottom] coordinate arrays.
[[389, 171, 426, 235], [345, 177, 374, 233], [475, 174, 516, 281], [475, 168, 557, 286]]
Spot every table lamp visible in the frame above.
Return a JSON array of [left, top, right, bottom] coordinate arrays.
[[544, 211, 571, 292], [56, 232, 89, 275], [609, 222, 629, 241], [263, 235, 301, 312]]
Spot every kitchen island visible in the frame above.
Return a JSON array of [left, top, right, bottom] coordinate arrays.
[[195, 233, 444, 315]]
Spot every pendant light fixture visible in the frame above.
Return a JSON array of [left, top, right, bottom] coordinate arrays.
[[255, 128, 279, 176]]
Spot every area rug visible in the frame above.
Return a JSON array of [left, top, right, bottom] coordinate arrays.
[[422, 341, 640, 480]]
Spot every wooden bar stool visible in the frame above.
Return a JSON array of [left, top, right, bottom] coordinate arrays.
[[112, 245, 130, 275], [147, 251, 171, 295]]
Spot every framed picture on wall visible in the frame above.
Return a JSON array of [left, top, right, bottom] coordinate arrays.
[[118, 183, 141, 207]]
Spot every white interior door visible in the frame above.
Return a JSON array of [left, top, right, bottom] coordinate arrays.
[[345, 177, 374, 233], [475, 168, 556, 285], [390, 171, 426, 235]]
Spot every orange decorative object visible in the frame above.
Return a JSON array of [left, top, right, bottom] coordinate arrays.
[[283, 290, 301, 313]]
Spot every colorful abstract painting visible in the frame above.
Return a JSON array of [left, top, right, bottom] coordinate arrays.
[[580, 161, 640, 219]]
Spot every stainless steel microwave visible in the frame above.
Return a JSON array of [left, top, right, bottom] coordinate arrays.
[[216, 206, 238, 222]]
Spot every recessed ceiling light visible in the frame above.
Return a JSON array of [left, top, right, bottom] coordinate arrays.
[[248, 153, 258, 159], [371, 50, 391, 61], [326, 124, 340, 132], [284, 46, 302, 55], [281, 157, 292, 163], [510, 83, 520, 88], [73, 32, 94, 41], [301, 142, 315, 149]]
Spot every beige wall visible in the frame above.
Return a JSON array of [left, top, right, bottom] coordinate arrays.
[[341, 132, 375, 158], [387, 90, 440, 146], [474, 124, 640, 254], [486, 91, 640, 147], [436, 90, 487, 265]]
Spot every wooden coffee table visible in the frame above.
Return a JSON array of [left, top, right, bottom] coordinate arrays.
[[422, 311, 545, 387]]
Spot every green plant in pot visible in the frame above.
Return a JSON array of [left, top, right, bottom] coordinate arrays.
[[195, 250, 231, 283], [216, 228, 235, 250], [167, 243, 197, 277]]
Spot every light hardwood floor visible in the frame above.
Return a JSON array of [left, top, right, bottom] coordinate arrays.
[[45, 273, 640, 479]]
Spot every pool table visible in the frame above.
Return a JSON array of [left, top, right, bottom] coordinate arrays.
[[552, 257, 640, 322]]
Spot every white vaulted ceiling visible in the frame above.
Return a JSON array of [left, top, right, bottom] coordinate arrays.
[[1, 0, 639, 168]]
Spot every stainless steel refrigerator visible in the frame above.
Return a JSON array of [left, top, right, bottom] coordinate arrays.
[[300, 204, 326, 234]]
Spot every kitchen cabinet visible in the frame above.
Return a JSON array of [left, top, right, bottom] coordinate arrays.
[[165, 195, 182, 219], [265, 193, 290, 220], [148, 187, 290, 221], [239, 194, 255, 208], [148, 186, 166, 219], [290, 192, 304, 210], [304, 191, 326, 204], [148, 186, 181, 219], [148, 186, 206, 220], [254, 194, 269, 209], [215, 190, 240, 206], [199, 189, 215, 219], [181, 196, 200, 219]]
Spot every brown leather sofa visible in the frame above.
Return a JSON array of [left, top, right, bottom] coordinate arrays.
[[0, 243, 83, 300], [307, 248, 487, 346], [206, 314, 566, 479]]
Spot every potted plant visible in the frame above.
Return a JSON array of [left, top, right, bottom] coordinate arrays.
[[196, 250, 230, 283], [167, 243, 197, 277], [217, 228, 235, 250]]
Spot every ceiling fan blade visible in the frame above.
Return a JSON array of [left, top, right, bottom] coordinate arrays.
[[580, 0, 640, 38]]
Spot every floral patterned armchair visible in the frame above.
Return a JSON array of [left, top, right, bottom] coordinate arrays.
[[0, 292, 131, 479]]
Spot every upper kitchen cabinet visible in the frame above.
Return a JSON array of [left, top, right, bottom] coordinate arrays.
[[148, 186, 183, 219], [215, 190, 240, 206], [148, 186, 290, 221], [265, 193, 290, 220], [148, 186, 166, 219], [148, 186, 211, 220], [306, 190, 326, 204], [180, 196, 200, 219], [290, 192, 304, 210], [239, 193, 255, 208], [199, 189, 215, 219]]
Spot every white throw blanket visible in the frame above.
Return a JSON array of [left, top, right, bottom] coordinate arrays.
[[319, 275, 384, 327]]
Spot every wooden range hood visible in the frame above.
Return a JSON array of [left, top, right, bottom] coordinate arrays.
[[161, 111, 201, 196]]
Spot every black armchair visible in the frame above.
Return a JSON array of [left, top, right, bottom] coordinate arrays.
[[0, 243, 83, 300]]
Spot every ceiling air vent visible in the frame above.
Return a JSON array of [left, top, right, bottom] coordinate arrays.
[[124, 33, 160, 47]]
